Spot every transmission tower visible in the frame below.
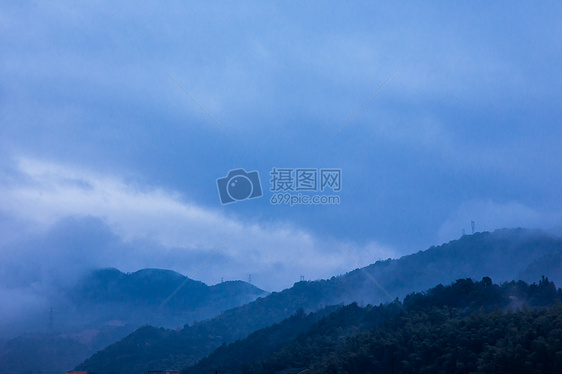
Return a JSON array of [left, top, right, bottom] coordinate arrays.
[[248, 274, 252, 284], [471, 220, 475, 234]]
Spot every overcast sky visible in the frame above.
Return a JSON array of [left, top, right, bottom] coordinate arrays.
[[1, 1, 562, 301]]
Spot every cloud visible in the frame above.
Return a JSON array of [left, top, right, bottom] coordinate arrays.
[[437, 200, 560, 244], [2, 1, 561, 321], [0, 156, 396, 293]]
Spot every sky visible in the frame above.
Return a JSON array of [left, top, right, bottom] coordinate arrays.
[[1, 0, 562, 310]]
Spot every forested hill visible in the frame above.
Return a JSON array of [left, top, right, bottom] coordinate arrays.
[[76, 228, 562, 373], [184, 277, 562, 374], [0, 269, 266, 373], [68, 267, 268, 327]]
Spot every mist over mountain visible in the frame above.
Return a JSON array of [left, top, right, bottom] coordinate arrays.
[[68, 267, 267, 328], [0, 325, 134, 373], [185, 277, 562, 374], [4, 2, 562, 373], [354, 228, 562, 300], [0, 268, 266, 373], [76, 228, 562, 374]]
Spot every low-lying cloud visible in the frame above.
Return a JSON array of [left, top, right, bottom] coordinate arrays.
[[437, 199, 560, 244], [0, 156, 395, 295]]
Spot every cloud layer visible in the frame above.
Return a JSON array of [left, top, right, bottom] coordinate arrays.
[[0, 157, 395, 293]]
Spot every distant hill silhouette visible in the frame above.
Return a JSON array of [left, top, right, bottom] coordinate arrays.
[[76, 228, 562, 374], [69, 267, 267, 327], [0, 268, 266, 373]]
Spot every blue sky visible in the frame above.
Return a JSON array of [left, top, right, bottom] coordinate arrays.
[[1, 1, 562, 303]]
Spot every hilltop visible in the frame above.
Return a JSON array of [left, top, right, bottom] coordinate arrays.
[[76, 228, 562, 373]]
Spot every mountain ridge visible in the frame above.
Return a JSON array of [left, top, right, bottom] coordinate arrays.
[[76, 228, 562, 374], [0, 268, 267, 373], [184, 276, 562, 374]]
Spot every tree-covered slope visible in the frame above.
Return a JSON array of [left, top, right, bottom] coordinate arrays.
[[77, 228, 562, 373], [186, 277, 562, 374]]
